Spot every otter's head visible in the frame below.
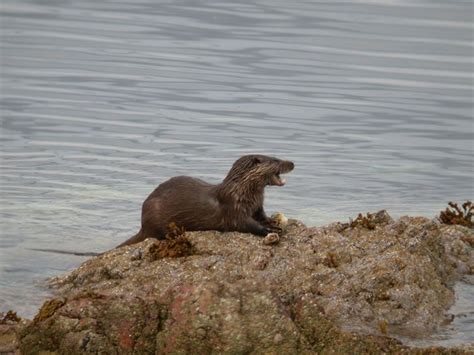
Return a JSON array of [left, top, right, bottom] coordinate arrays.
[[223, 154, 294, 189]]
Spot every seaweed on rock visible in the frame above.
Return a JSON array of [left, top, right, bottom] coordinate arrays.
[[439, 201, 473, 228], [0, 311, 21, 324], [147, 222, 195, 261], [350, 212, 377, 230]]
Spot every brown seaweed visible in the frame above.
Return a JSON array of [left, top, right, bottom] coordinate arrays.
[[147, 222, 195, 260], [350, 212, 377, 230], [438, 201, 473, 228], [33, 299, 66, 324], [0, 310, 21, 324]]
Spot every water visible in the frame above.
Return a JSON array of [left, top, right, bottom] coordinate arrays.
[[402, 276, 474, 349], [0, 0, 472, 346]]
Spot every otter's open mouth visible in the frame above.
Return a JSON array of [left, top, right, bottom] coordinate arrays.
[[271, 173, 286, 186], [270, 161, 294, 186]]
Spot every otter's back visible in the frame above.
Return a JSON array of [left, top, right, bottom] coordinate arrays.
[[150, 176, 213, 198], [142, 176, 220, 234]]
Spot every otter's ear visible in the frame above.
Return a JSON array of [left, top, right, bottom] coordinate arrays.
[[252, 156, 262, 164]]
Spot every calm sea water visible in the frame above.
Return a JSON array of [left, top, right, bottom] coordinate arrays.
[[0, 0, 472, 346]]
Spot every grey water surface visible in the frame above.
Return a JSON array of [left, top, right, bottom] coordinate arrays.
[[0, 0, 472, 346]]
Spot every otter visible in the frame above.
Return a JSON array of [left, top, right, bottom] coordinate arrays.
[[117, 154, 294, 247], [30, 155, 294, 256]]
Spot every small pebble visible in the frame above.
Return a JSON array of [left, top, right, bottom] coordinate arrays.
[[196, 327, 207, 340], [131, 249, 143, 261], [263, 233, 280, 245], [273, 333, 283, 344]]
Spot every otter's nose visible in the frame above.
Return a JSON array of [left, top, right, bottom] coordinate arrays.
[[282, 161, 294, 172]]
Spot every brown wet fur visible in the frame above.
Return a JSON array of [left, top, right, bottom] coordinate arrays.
[[118, 155, 294, 248]]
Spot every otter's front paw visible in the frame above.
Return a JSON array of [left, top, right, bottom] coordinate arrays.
[[268, 225, 283, 234], [263, 219, 282, 233], [262, 219, 281, 232]]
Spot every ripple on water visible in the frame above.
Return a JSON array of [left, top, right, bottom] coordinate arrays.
[[0, 0, 472, 346]]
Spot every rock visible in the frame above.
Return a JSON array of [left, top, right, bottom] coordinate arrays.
[[12, 212, 474, 353], [130, 249, 142, 261], [262, 232, 280, 245], [0, 311, 28, 355], [273, 333, 283, 344]]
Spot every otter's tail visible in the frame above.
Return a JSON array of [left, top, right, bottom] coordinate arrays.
[[28, 230, 146, 256], [115, 229, 146, 249], [28, 248, 102, 257]]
